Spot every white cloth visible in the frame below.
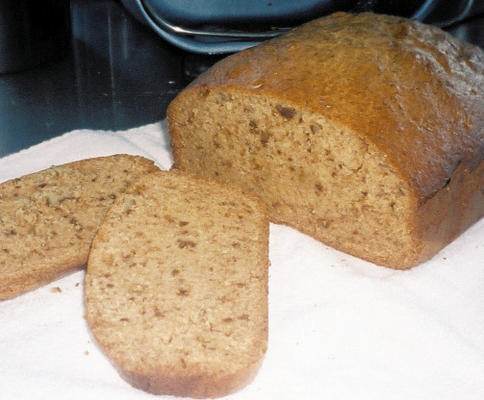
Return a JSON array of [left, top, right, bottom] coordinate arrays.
[[0, 122, 483, 400]]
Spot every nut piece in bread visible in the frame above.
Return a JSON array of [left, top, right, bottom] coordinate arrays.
[[85, 170, 269, 398], [0, 154, 158, 300], [167, 12, 484, 269]]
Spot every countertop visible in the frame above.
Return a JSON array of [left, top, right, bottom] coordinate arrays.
[[0, 0, 482, 158]]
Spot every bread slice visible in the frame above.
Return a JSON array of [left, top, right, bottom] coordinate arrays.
[[0, 155, 158, 300], [85, 170, 269, 398], [167, 12, 484, 269]]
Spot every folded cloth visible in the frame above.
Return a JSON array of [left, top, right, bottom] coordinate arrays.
[[0, 122, 483, 400], [0, 121, 173, 181]]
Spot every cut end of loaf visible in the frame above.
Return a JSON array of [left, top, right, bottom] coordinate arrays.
[[168, 12, 484, 269], [169, 89, 420, 268], [85, 170, 269, 398]]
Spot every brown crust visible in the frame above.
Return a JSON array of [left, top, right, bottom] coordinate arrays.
[[414, 156, 484, 264], [0, 259, 84, 301], [116, 357, 264, 398], [168, 12, 484, 268]]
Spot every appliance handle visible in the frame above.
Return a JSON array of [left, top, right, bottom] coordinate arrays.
[[134, 0, 264, 54]]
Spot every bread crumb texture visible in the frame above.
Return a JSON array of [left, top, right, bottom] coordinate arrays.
[[85, 170, 269, 398], [167, 12, 484, 269], [0, 155, 158, 300]]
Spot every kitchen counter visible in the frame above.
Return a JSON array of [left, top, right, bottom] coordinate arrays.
[[0, 0, 482, 158]]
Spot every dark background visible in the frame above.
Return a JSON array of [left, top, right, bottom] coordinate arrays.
[[0, 0, 482, 157]]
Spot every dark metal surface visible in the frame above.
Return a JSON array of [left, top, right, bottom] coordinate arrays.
[[0, 0, 482, 158], [0, 0, 191, 157], [0, 0, 70, 74]]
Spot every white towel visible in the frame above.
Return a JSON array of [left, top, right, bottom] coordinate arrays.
[[0, 122, 483, 400]]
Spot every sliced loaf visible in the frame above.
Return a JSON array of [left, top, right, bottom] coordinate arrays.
[[85, 170, 269, 398], [167, 12, 484, 269], [0, 154, 158, 300]]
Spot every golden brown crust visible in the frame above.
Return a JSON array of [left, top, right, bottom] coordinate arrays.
[[167, 12, 483, 268]]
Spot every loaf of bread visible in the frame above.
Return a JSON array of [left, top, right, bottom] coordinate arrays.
[[167, 12, 484, 269], [85, 170, 269, 398], [0, 155, 158, 300]]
